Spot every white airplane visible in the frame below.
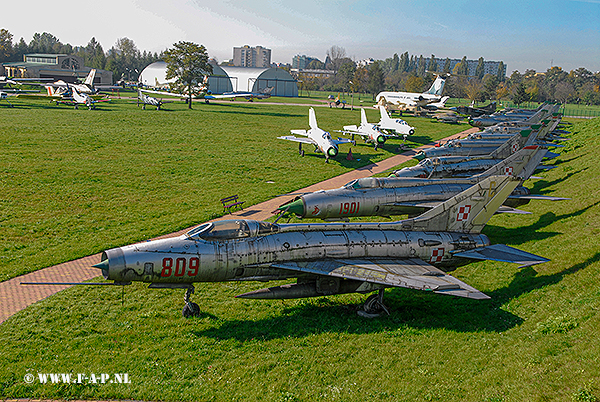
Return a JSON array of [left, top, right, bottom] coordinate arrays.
[[54, 87, 110, 110], [137, 89, 173, 110], [377, 106, 416, 135], [376, 75, 447, 108], [278, 108, 354, 163], [339, 108, 394, 150]]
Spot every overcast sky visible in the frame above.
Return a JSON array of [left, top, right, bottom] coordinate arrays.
[[3, 0, 599, 74]]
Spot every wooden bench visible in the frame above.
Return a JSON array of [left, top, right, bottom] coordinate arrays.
[[220, 195, 245, 214]]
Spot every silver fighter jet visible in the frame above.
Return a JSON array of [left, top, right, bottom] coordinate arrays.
[[91, 176, 548, 317], [277, 145, 566, 220], [279, 108, 354, 162]]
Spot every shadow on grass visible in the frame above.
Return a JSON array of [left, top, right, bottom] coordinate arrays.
[[485, 200, 600, 246], [203, 103, 303, 118], [529, 168, 587, 194], [190, 252, 600, 340]]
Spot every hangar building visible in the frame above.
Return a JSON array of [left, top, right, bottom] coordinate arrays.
[[1, 53, 113, 84], [138, 61, 298, 97]]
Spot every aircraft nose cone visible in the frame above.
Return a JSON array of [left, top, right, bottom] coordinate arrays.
[[279, 199, 305, 217], [93, 260, 109, 270]]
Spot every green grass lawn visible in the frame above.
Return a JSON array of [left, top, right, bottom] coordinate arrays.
[[1, 98, 598, 401], [0, 98, 464, 282]]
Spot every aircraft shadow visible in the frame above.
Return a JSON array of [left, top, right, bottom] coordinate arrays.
[[485, 201, 599, 246], [528, 169, 587, 194], [189, 252, 599, 340]]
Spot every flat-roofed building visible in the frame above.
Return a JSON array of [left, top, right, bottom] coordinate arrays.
[[232, 45, 271, 68], [1, 53, 113, 84]]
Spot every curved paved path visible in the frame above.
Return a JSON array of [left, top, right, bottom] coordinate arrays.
[[0, 127, 478, 324]]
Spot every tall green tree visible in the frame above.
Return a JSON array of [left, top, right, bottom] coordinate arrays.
[[443, 58, 451, 74], [399, 52, 409, 72], [0, 28, 14, 62], [512, 82, 529, 106], [428, 54, 437, 73], [367, 61, 384, 99], [496, 61, 505, 81], [163, 41, 213, 109], [475, 57, 485, 79]]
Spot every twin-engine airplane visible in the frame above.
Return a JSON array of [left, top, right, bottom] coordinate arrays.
[[278, 108, 354, 162], [24, 176, 550, 318]]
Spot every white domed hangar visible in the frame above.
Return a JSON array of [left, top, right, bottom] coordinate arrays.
[[139, 61, 298, 97]]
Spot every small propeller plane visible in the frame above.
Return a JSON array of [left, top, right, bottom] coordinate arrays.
[[137, 89, 173, 110], [278, 108, 354, 163], [377, 106, 415, 135]]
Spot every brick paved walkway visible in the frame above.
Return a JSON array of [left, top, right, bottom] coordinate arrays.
[[0, 127, 477, 324]]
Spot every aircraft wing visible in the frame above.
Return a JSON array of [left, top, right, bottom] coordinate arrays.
[[452, 244, 550, 268], [278, 135, 315, 145], [16, 93, 61, 100], [139, 89, 185, 98], [333, 137, 355, 145], [268, 258, 489, 299], [508, 194, 570, 201]]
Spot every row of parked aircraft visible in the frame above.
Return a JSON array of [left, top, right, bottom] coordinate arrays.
[[86, 101, 568, 317], [277, 106, 416, 161]]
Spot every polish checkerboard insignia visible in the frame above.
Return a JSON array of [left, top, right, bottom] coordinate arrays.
[[512, 143, 519, 153], [430, 247, 445, 263], [504, 166, 514, 176], [456, 205, 472, 221]]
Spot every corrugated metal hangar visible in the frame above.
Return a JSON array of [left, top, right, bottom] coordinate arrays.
[[138, 61, 298, 97]]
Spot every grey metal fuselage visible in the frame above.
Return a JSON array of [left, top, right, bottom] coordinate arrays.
[[99, 219, 490, 285], [392, 158, 501, 178], [287, 177, 531, 220]]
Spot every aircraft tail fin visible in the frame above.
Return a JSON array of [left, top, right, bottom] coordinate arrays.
[[361, 108, 368, 126], [309, 108, 318, 130], [45, 85, 55, 96], [424, 76, 446, 96], [379, 105, 390, 123], [404, 175, 520, 234], [84, 69, 96, 86], [477, 145, 544, 180]]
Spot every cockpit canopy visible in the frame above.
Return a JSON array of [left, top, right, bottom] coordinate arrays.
[[186, 220, 279, 241], [322, 132, 332, 140], [344, 177, 382, 189]]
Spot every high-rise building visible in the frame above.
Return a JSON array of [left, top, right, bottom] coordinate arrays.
[[232, 45, 272, 68]]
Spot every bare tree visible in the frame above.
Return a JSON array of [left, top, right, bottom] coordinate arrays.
[[326, 45, 346, 73]]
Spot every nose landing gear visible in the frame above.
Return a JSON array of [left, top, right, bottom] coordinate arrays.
[[182, 285, 200, 318]]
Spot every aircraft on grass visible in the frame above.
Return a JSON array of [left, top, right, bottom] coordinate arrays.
[[375, 75, 447, 109], [339, 108, 395, 150], [278, 108, 354, 163], [377, 106, 415, 135], [22, 69, 119, 95], [451, 101, 497, 118], [277, 145, 567, 221], [66, 175, 549, 318], [140, 86, 274, 104], [137, 90, 173, 110], [51, 87, 111, 110]]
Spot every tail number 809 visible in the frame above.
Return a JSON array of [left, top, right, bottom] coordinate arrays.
[[161, 257, 199, 277]]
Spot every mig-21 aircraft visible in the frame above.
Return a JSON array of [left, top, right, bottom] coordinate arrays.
[[377, 106, 415, 135], [277, 145, 566, 221], [339, 108, 395, 150], [278, 108, 354, 163], [78, 175, 549, 317]]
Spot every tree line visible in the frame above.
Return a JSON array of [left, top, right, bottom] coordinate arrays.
[[301, 46, 600, 106], [0, 29, 162, 83]]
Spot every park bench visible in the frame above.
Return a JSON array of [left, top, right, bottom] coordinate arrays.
[[220, 195, 245, 214]]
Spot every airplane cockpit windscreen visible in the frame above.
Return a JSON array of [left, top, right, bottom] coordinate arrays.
[[186, 220, 279, 240], [344, 177, 381, 190], [322, 132, 332, 140]]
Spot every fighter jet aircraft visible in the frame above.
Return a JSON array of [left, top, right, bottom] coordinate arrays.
[[137, 89, 173, 110], [469, 104, 559, 128], [375, 75, 446, 108], [451, 101, 497, 118], [377, 106, 415, 135], [277, 145, 566, 221], [84, 175, 548, 317], [278, 108, 354, 163], [339, 108, 393, 150]]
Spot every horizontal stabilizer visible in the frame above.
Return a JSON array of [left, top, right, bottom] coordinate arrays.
[[278, 135, 315, 145], [343, 125, 358, 131], [544, 151, 561, 159], [508, 194, 570, 201], [290, 129, 308, 136], [495, 206, 532, 214], [452, 244, 550, 268]]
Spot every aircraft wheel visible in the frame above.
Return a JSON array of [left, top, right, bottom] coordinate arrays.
[[142, 104, 146, 110], [300, 150, 305, 157], [182, 302, 200, 318], [74, 105, 78, 109], [325, 158, 329, 164], [360, 290, 389, 317], [374, 144, 378, 151]]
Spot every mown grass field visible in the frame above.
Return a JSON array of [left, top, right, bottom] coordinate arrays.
[[0, 97, 465, 282], [1, 97, 598, 401]]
